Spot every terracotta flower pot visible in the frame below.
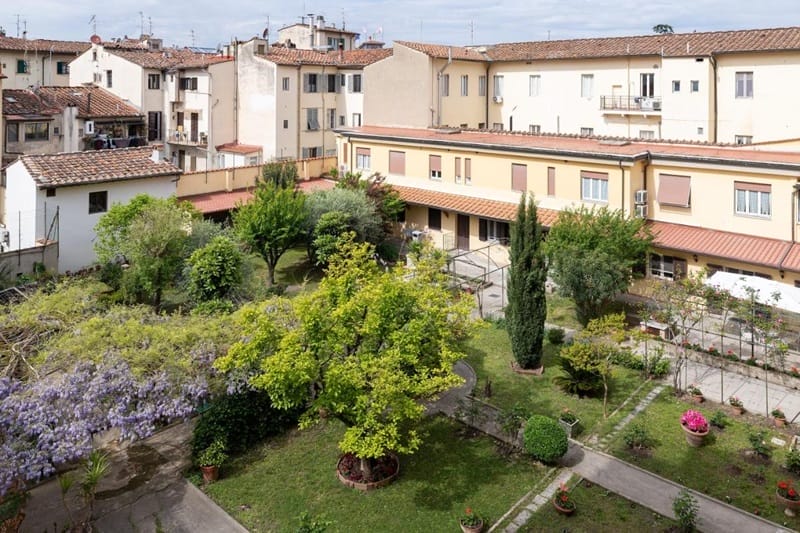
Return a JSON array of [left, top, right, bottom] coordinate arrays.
[[200, 465, 219, 483], [731, 406, 744, 415], [775, 417, 787, 428], [459, 519, 484, 533], [553, 498, 575, 515], [691, 394, 704, 404], [776, 490, 800, 516], [681, 423, 708, 447]]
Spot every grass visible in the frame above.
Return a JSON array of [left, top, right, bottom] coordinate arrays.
[[204, 416, 546, 532], [464, 324, 656, 442], [546, 293, 582, 330], [608, 389, 800, 526], [519, 478, 677, 532], [273, 247, 323, 288]]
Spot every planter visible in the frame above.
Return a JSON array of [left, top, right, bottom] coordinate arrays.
[[553, 498, 575, 515], [510, 361, 544, 376], [459, 520, 484, 533], [775, 417, 787, 428], [336, 453, 399, 491], [776, 490, 800, 517], [731, 406, 745, 416], [558, 418, 580, 439], [200, 465, 219, 483], [691, 394, 704, 404], [681, 423, 709, 447]]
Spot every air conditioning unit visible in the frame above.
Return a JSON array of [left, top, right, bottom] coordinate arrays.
[[652, 100, 662, 111], [635, 204, 648, 218], [84, 121, 95, 135], [640, 97, 654, 111], [492, 95, 503, 104], [634, 189, 648, 204]]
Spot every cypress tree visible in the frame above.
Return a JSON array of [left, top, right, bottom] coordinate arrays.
[[507, 193, 547, 369]]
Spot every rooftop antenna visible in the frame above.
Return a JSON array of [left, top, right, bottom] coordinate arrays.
[[469, 20, 474, 45], [88, 15, 97, 36], [341, 8, 346, 30], [262, 16, 270, 39], [139, 11, 144, 36], [14, 15, 26, 38], [191, 29, 196, 47], [148, 17, 152, 35]]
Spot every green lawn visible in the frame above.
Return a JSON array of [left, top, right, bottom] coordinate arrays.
[[519, 478, 676, 532], [204, 416, 546, 532], [546, 293, 582, 330], [608, 390, 800, 526], [464, 324, 656, 441]]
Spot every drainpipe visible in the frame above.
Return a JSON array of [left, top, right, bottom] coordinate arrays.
[[709, 53, 718, 143], [435, 47, 452, 127], [619, 159, 626, 215], [296, 62, 302, 159], [484, 62, 490, 128]]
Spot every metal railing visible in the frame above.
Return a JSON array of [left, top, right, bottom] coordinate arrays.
[[167, 129, 207, 145], [600, 95, 662, 112]]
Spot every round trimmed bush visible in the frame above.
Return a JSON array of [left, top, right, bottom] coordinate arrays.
[[523, 415, 568, 463]]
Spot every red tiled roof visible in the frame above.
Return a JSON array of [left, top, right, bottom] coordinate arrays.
[[215, 143, 262, 155], [0, 36, 89, 54], [259, 46, 392, 67], [3, 87, 142, 119], [392, 185, 560, 227], [181, 179, 337, 214], [108, 48, 232, 69], [3, 90, 60, 117], [396, 41, 487, 61], [649, 221, 792, 269], [20, 146, 180, 188], [332, 48, 392, 66]]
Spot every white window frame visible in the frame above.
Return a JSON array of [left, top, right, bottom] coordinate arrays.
[[529, 74, 541, 97], [529, 124, 541, 134], [735, 72, 753, 98], [306, 108, 319, 131], [672, 80, 680, 92], [735, 135, 753, 145], [650, 254, 676, 279], [639, 130, 655, 140], [478, 75, 486, 97], [356, 152, 370, 170], [351, 74, 362, 93], [580, 127, 594, 136], [441, 74, 449, 97], [581, 176, 608, 202], [352, 113, 362, 127], [493, 75, 504, 98], [690, 80, 700, 93], [282, 77, 290, 91], [460, 74, 468, 96], [581, 74, 594, 98], [735, 186, 771, 217]]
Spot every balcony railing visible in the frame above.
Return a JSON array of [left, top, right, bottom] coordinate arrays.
[[600, 95, 662, 113], [168, 129, 207, 146]]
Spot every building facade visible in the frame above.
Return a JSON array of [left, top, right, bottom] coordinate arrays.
[[0, 34, 89, 90]]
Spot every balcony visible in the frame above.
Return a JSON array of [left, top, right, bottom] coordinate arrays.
[[600, 95, 662, 115], [168, 129, 207, 146]]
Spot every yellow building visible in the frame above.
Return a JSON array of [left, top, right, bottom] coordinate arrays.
[[336, 126, 800, 287]]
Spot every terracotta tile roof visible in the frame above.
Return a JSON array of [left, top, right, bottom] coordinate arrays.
[[0, 36, 89, 54], [332, 48, 392, 66], [20, 146, 180, 188], [4, 87, 142, 119], [484, 26, 800, 61], [392, 185, 559, 227], [215, 142, 263, 154], [181, 179, 336, 214], [108, 48, 232, 70], [259, 47, 339, 66], [395, 41, 487, 61], [340, 126, 800, 170], [776, 244, 800, 273], [649, 221, 792, 269]]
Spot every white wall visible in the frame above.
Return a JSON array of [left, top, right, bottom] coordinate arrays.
[[0, 50, 77, 90], [3, 160, 39, 248], [237, 40, 280, 158], [70, 46, 144, 112], [660, 57, 714, 141]]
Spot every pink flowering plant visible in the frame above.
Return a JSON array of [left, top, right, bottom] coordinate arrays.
[[680, 409, 708, 432]]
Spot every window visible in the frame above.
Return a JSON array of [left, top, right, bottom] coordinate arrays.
[[440, 74, 449, 97], [301, 147, 321, 158], [429, 155, 442, 180], [16, 59, 28, 74], [657, 174, 691, 207], [6, 123, 19, 143], [283, 119, 289, 129], [465, 158, 472, 184], [580, 127, 594, 136], [389, 151, 405, 175], [356, 147, 371, 170], [493, 75, 504, 98], [478, 219, 510, 242], [306, 108, 320, 130], [24, 122, 49, 141], [179, 77, 198, 90], [735, 181, 771, 217], [547, 167, 555, 196], [106, 70, 113, 88], [455, 157, 462, 183], [511, 163, 527, 192], [581, 171, 608, 202], [529, 75, 541, 97], [640, 73, 655, 97], [735, 72, 753, 98], [672, 80, 681, 92], [492, 122, 504, 130], [328, 108, 336, 129], [327, 74, 337, 93], [148, 73, 160, 89], [92, 50, 97, 62], [304, 73, 319, 93], [428, 208, 442, 231], [690, 80, 699, 93], [147, 111, 162, 141], [529, 124, 541, 134], [650, 254, 686, 280], [351, 74, 362, 93], [339, 115, 345, 126], [282, 77, 290, 91], [257, 44, 266, 54], [478, 75, 486, 96], [581, 74, 594, 98], [735, 135, 753, 145], [697, 126, 704, 135], [352, 113, 362, 127], [639, 130, 655, 139], [460, 75, 469, 96], [57, 61, 69, 75], [88, 191, 108, 214], [46, 188, 56, 197], [339, 74, 346, 90]]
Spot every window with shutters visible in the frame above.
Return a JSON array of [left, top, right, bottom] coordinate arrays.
[[465, 158, 472, 185], [493, 75, 504, 98], [511, 164, 527, 192], [351, 74, 362, 93], [179, 77, 198, 90], [327, 74, 337, 93], [529, 75, 541, 96], [581, 74, 593, 98], [304, 73, 319, 93], [455, 157, 462, 183], [106, 70, 113, 88], [735, 181, 770, 217], [148, 73, 160, 89], [657, 174, 691, 207], [352, 113, 361, 127], [57, 62, 69, 75], [478, 218, 510, 242], [328, 109, 336, 129], [441, 74, 449, 97], [581, 171, 608, 202], [428, 208, 442, 231], [16, 59, 28, 73], [306, 108, 320, 130], [735, 72, 753, 98], [356, 147, 370, 170], [147, 111, 162, 141], [429, 155, 442, 180], [478, 75, 486, 96], [649, 254, 686, 280], [389, 151, 405, 175], [547, 167, 555, 196], [282, 77, 290, 91], [460, 75, 468, 96]]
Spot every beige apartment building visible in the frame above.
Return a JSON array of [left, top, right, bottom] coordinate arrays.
[[336, 126, 800, 287], [0, 33, 89, 90], [365, 27, 800, 145]]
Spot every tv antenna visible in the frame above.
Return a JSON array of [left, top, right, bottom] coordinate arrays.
[[14, 14, 27, 38]]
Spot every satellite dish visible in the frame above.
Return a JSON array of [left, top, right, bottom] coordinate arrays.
[[90, 34, 102, 44]]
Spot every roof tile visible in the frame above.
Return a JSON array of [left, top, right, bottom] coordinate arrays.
[[396, 41, 487, 61], [0, 36, 89, 54], [4, 87, 141, 119], [108, 48, 232, 70]]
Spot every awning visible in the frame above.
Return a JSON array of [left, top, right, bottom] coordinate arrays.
[[705, 271, 800, 314]]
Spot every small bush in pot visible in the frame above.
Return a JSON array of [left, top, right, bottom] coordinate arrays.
[[523, 415, 568, 464]]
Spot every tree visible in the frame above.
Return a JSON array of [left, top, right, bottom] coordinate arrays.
[[336, 171, 405, 233], [260, 160, 298, 189], [652, 24, 675, 34], [215, 239, 473, 480], [233, 182, 308, 286], [187, 235, 244, 302], [311, 213, 354, 266], [94, 194, 160, 264], [545, 206, 652, 325], [507, 194, 547, 369], [306, 188, 384, 246]]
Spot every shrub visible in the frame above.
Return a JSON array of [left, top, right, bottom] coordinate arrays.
[[748, 430, 772, 459], [497, 404, 528, 440], [553, 342, 605, 397], [191, 390, 300, 459], [785, 449, 800, 475], [709, 410, 729, 429], [622, 423, 653, 450], [197, 439, 228, 467], [522, 415, 568, 463], [672, 489, 698, 532], [546, 327, 566, 345]]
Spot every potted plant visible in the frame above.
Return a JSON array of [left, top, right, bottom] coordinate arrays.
[[197, 439, 228, 483], [776, 480, 800, 516], [680, 409, 709, 447], [459, 507, 484, 533], [552, 484, 576, 515], [772, 407, 787, 428], [558, 409, 580, 438], [728, 396, 744, 415], [687, 384, 704, 404]]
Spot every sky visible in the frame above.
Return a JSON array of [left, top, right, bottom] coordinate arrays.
[[3, 0, 800, 49]]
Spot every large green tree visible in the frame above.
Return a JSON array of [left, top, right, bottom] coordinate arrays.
[[215, 240, 473, 480], [186, 235, 244, 302], [233, 182, 308, 285], [545, 206, 652, 325], [507, 194, 547, 370], [260, 160, 298, 189]]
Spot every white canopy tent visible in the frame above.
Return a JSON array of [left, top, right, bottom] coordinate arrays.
[[705, 271, 800, 315]]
